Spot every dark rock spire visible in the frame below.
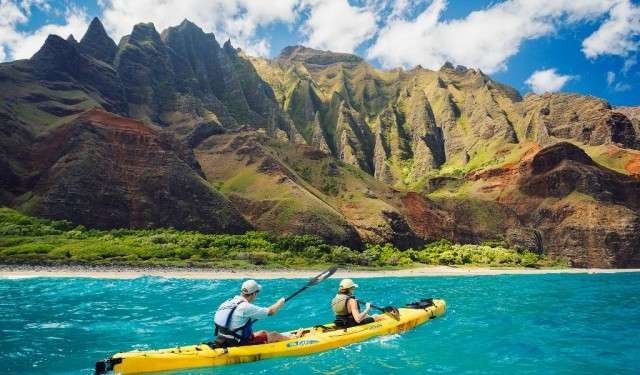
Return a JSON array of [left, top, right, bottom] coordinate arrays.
[[79, 17, 117, 64]]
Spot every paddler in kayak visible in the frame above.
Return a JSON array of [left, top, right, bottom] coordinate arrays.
[[213, 279, 299, 347], [331, 279, 383, 328]]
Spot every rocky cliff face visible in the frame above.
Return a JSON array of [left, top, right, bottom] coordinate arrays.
[[517, 143, 640, 267], [1, 19, 639, 267], [31, 34, 127, 114], [112, 19, 297, 141], [441, 142, 640, 267], [617, 107, 640, 145], [16, 109, 250, 233], [251, 49, 637, 190], [520, 94, 638, 150]]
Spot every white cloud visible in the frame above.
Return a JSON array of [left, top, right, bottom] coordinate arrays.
[[387, 0, 419, 20], [367, 0, 621, 73], [607, 68, 633, 92], [0, 1, 89, 61], [100, 0, 300, 57], [2, 0, 639, 77], [525, 69, 574, 94], [0, 0, 27, 61], [10, 7, 89, 59], [300, 0, 377, 53], [613, 82, 631, 92], [622, 56, 637, 73], [582, 0, 640, 58]]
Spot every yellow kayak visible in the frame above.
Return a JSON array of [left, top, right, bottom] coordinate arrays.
[[96, 299, 446, 374]]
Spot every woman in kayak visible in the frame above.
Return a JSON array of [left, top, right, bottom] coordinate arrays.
[[331, 279, 380, 328], [213, 279, 301, 347]]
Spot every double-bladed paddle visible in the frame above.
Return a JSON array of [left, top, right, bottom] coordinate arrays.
[[355, 299, 400, 320], [284, 266, 338, 302], [283, 268, 399, 320], [368, 303, 400, 320]]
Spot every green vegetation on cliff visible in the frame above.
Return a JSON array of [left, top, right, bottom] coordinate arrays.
[[0, 208, 565, 269]]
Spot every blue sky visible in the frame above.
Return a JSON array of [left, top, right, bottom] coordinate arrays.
[[0, 0, 638, 105]]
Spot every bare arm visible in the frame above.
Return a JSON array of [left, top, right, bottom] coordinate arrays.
[[267, 298, 285, 316], [348, 299, 370, 323]]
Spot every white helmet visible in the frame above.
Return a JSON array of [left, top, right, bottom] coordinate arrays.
[[241, 279, 262, 294]]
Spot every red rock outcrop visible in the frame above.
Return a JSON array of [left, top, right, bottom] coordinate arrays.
[[461, 142, 640, 267], [20, 109, 250, 233]]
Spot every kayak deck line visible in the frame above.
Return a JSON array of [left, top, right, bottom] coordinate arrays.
[[95, 298, 446, 374]]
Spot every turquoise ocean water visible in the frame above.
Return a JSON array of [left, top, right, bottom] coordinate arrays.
[[1, 273, 640, 374]]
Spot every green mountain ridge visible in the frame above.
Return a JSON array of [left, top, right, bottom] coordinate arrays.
[[1, 18, 639, 267], [249, 48, 638, 188]]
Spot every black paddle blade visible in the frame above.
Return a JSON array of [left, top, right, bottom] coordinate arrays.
[[383, 306, 400, 320], [369, 303, 400, 320], [308, 266, 338, 286]]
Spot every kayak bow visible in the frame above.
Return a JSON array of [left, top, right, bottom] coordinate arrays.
[[96, 298, 445, 374]]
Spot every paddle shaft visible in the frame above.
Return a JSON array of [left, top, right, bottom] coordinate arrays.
[[284, 287, 308, 302], [354, 299, 385, 312], [284, 266, 337, 303], [356, 300, 400, 320]]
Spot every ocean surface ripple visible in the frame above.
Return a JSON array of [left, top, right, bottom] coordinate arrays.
[[1, 273, 639, 374]]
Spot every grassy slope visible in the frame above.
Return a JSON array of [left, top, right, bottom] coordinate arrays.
[[0, 63, 101, 135], [194, 132, 356, 241], [0, 208, 566, 269]]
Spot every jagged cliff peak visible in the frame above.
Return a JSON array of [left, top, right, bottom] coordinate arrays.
[[223, 39, 236, 53], [79, 17, 117, 63], [278, 45, 363, 65], [439, 61, 480, 75], [32, 34, 75, 60], [129, 22, 162, 43], [177, 18, 200, 30], [161, 18, 214, 44], [440, 61, 455, 70]]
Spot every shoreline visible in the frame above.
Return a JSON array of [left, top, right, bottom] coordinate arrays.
[[1, 265, 640, 280]]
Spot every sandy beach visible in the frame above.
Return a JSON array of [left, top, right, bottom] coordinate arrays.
[[1, 265, 639, 279]]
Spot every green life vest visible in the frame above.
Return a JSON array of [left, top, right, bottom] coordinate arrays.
[[331, 294, 353, 316]]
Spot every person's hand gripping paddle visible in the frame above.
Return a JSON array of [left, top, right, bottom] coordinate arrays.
[[368, 303, 400, 320]]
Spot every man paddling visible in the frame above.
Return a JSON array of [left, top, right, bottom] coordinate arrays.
[[213, 279, 295, 347]]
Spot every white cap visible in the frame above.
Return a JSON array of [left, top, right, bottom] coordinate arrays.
[[241, 279, 262, 294], [339, 279, 358, 290]]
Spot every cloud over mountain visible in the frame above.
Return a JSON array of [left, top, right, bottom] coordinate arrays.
[[367, 0, 627, 73], [525, 69, 574, 94], [301, 0, 376, 53], [0, 2, 89, 60]]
